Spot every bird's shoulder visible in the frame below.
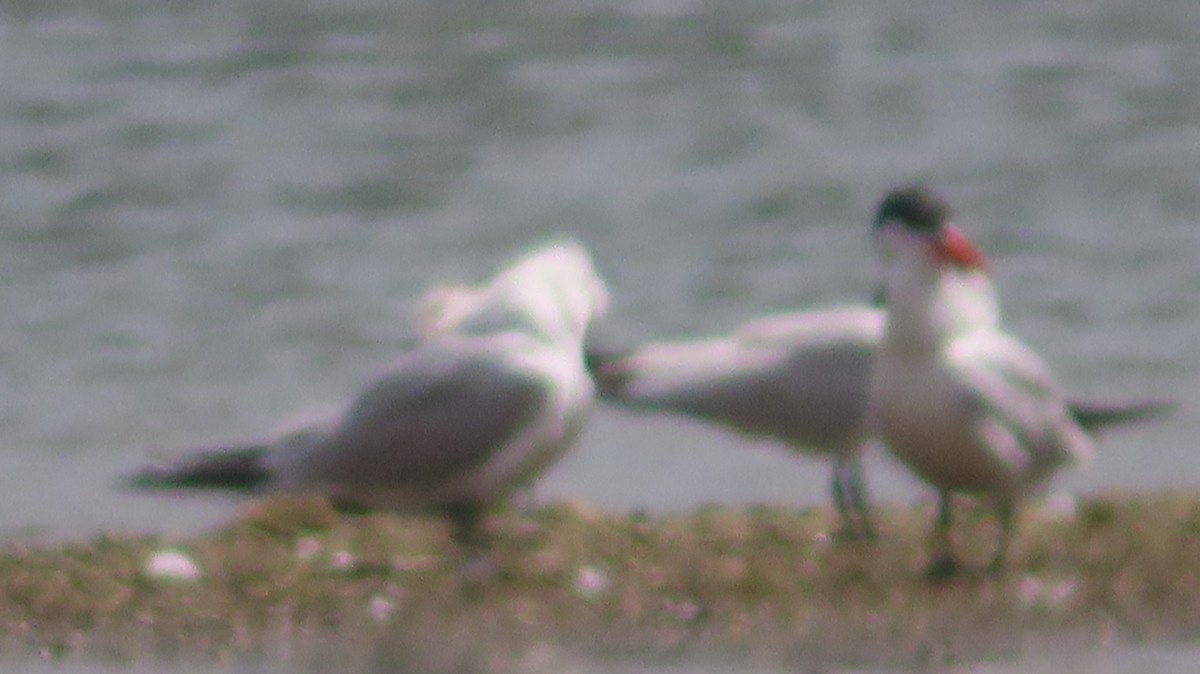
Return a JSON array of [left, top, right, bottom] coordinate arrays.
[[356, 336, 550, 413], [738, 306, 883, 347], [944, 328, 1059, 400]]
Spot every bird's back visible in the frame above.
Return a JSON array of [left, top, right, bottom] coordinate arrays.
[[599, 308, 881, 454]]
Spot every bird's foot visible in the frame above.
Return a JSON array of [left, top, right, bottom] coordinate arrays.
[[923, 554, 961, 582], [831, 523, 878, 544], [986, 555, 1007, 578]]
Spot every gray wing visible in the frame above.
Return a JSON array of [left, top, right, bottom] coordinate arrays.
[[736, 307, 883, 345], [605, 334, 874, 451], [947, 330, 1092, 466], [298, 345, 548, 489], [674, 339, 874, 450]]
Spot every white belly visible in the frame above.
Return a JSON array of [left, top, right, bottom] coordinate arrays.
[[872, 356, 1020, 495]]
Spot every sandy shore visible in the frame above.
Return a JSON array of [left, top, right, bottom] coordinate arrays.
[[2, 491, 1199, 671]]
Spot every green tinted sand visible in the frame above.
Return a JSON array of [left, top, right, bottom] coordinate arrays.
[[2, 492, 1199, 671]]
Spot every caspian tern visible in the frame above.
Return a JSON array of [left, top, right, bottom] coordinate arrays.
[[592, 307, 883, 536], [127, 241, 610, 564], [869, 186, 1095, 578], [591, 302, 1168, 540]]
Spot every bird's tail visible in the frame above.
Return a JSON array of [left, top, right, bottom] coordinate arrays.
[[123, 444, 272, 491], [1068, 398, 1175, 433]]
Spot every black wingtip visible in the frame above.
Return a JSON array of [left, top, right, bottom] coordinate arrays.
[[122, 445, 272, 492], [1068, 398, 1176, 432]]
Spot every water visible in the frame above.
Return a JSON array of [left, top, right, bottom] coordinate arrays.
[[1, 0, 1198, 669], [11, 643, 1200, 674]]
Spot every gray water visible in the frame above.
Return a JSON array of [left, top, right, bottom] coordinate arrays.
[[12, 644, 1200, 674], [1, 0, 1199, 670]]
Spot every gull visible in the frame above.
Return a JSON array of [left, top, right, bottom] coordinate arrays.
[[869, 186, 1097, 578], [128, 241, 610, 561]]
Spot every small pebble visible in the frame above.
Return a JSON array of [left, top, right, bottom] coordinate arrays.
[[1042, 492, 1078, 520], [573, 565, 610, 598], [145, 549, 201, 582], [330, 550, 355, 571], [295, 537, 321, 561], [1017, 575, 1043, 606], [1018, 574, 1076, 610], [368, 595, 394, 623], [661, 598, 702, 622]]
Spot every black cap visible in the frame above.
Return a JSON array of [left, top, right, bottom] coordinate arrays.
[[872, 186, 953, 235]]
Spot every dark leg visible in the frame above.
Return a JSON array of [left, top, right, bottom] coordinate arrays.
[[832, 455, 876, 540], [924, 490, 960, 580], [846, 455, 876, 539], [443, 502, 495, 589], [989, 500, 1015, 574], [444, 502, 486, 549], [830, 457, 852, 535]]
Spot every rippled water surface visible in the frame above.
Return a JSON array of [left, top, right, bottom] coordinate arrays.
[[2, 0, 1199, 670]]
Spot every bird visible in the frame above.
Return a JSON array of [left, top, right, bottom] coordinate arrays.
[[868, 185, 1098, 578], [127, 240, 610, 567], [591, 306, 883, 537], [589, 300, 1169, 540]]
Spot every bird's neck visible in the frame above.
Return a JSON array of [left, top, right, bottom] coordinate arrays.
[[943, 269, 1001, 331], [883, 260, 980, 358]]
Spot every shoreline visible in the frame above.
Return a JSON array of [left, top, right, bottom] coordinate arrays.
[[3, 490, 1200, 671]]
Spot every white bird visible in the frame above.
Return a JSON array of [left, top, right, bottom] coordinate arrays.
[[590, 297, 1167, 540], [592, 306, 883, 536], [128, 241, 610, 557], [869, 186, 1094, 578]]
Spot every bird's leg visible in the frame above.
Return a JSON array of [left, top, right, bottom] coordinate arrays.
[[989, 500, 1015, 574], [924, 490, 960, 580], [443, 502, 496, 588], [832, 455, 876, 541], [446, 502, 485, 546], [830, 457, 853, 538], [846, 454, 877, 539]]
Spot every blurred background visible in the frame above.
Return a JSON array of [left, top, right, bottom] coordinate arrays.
[[0, 0, 1196, 544]]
